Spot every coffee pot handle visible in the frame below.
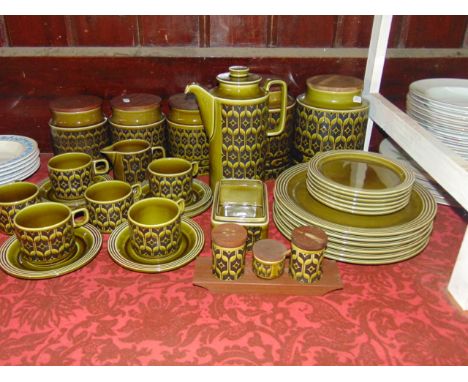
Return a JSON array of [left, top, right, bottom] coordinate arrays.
[[264, 79, 288, 137]]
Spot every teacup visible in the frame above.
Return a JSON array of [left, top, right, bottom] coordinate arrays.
[[85, 180, 142, 233], [148, 157, 199, 202], [128, 197, 185, 259], [48, 152, 110, 200], [0, 182, 40, 235], [13, 202, 89, 265]]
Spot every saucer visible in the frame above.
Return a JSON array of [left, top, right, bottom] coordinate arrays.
[[141, 178, 212, 218], [108, 217, 204, 273], [38, 174, 113, 209], [0, 224, 102, 279]]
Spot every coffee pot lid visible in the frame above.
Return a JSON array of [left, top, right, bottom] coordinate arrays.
[[216, 66, 261, 85]]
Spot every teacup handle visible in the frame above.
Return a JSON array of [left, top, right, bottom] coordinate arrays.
[[71, 207, 89, 228], [191, 161, 199, 177], [151, 146, 166, 159], [176, 199, 185, 214], [131, 183, 142, 201], [92, 158, 110, 175]]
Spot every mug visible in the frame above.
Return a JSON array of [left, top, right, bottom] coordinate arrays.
[[85, 180, 142, 233], [127, 197, 185, 259], [13, 202, 89, 265], [48, 152, 110, 200], [147, 157, 199, 202], [0, 182, 40, 235]]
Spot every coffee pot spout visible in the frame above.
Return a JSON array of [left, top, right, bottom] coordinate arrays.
[[185, 83, 215, 140]]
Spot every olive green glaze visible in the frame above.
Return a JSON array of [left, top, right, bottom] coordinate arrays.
[[101, 139, 165, 184], [304, 74, 364, 110], [51, 108, 104, 128], [13, 202, 89, 265], [85, 180, 142, 233], [212, 242, 246, 281], [111, 108, 161, 126], [252, 255, 285, 280], [0, 224, 102, 280], [289, 245, 325, 284], [148, 157, 198, 202], [309, 150, 414, 196], [48, 152, 110, 200], [167, 120, 209, 175], [127, 197, 185, 259], [109, 116, 166, 148], [107, 217, 204, 273], [185, 65, 288, 190], [275, 164, 436, 236], [293, 96, 369, 161], [0, 182, 40, 235], [142, 178, 212, 218], [211, 179, 269, 251], [50, 119, 111, 159]]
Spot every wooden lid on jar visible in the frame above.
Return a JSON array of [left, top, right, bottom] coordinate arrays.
[[49, 95, 103, 112], [110, 93, 162, 112], [291, 226, 328, 251], [212, 223, 248, 248], [168, 93, 199, 111], [252, 239, 288, 263], [306, 75, 363, 93]]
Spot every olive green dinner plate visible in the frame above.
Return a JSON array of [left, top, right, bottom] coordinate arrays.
[[274, 163, 436, 237], [274, 215, 431, 265], [38, 174, 113, 209], [0, 224, 102, 279], [107, 217, 204, 273], [305, 178, 410, 215], [141, 178, 212, 218], [307, 150, 415, 197], [274, 205, 433, 257]]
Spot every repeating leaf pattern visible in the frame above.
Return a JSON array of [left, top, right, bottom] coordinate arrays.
[[0, 155, 467, 365]]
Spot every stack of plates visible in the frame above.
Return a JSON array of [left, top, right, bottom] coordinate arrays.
[[273, 162, 437, 265], [406, 78, 468, 161], [0, 135, 40, 185], [379, 138, 459, 206], [306, 150, 415, 215]]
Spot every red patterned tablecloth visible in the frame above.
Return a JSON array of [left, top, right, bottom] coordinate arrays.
[[0, 154, 467, 365]]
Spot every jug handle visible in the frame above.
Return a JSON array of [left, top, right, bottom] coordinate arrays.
[[264, 79, 288, 137]]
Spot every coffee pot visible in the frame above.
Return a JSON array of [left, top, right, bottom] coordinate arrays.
[[185, 65, 288, 190]]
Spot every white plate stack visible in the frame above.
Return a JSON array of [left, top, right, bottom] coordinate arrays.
[[406, 78, 468, 161], [0, 135, 40, 185], [379, 138, 459, 207]]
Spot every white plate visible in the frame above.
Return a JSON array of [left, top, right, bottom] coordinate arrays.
[[0, 158, 41, 185], [0, 154, 41, 178], [0, 150, 40, 174], [0, 135, 38, 168], [410, 78, 468, 109], [407, 94, 468, 121]]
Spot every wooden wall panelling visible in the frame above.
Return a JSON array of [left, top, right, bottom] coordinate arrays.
[[338, 16, 373, 47], [209, 16, 268, 47], [0, 16, 8, 46], [404, 15, 467, 48], [139, 16, 199, 46], [275, 16, 337, 47], [4, 16, 67, 46], [387, 16, 406, 48], [69, 16, 139, 46]]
